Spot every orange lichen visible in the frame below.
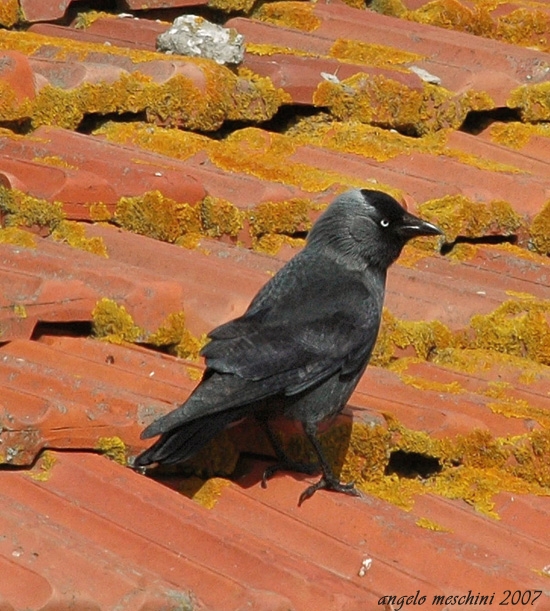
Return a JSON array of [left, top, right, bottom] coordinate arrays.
[[148, 311, 207, 360], [92, 298, 145, 345], [0, 0, 19, 28], [114, 191, 201, 243], [313, 72, 490, 135], [418, 195, 523, 243], [530, 200, 550, 255], [253, 2, 322, 32], [51, 220, 108, 257], [329, 38, 423, 69]]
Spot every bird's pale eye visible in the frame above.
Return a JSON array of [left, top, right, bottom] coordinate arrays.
[[380, 218, 390, 228]]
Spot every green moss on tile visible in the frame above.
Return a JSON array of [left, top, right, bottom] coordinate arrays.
[[51, 220, 108, 257], [97, 436, 127, 465], [0, 226, 36, 248], [115, 190, 201, 243], [92, 298, 145, 344], [418, 195, 523, 243], [530, 200, 550, 255], [148, 311, 207, 360], [253, 1, 322, 32], [329, 38, 423, 70]]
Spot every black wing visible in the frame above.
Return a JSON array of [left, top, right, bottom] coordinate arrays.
[[202, 252, 383, 396]]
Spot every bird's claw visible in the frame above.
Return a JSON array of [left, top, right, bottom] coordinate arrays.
[[261, 460, 319, 489], [298, 476, 360, 506]]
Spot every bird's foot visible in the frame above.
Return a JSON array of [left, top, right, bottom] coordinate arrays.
[[298, 475, 360, 506], [261, 460, 319, 488]]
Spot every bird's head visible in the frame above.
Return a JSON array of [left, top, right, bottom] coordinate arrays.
[[307, 189, 443, 270]]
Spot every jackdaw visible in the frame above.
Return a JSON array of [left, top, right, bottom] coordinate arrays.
[[134, 189, 443, 504]]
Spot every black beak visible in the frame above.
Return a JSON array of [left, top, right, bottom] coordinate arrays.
[[398, 212, 444, 239]]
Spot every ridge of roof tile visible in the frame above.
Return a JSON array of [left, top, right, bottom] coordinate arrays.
[[0, 0, 549, 608]]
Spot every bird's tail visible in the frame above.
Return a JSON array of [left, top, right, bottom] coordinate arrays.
[[133, 407, 248, 467]]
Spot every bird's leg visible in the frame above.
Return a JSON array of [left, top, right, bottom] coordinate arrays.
[[298, 421, 360, 506], [261, 421, 320, 488]]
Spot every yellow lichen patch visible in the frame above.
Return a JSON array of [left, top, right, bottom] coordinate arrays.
[[0, 187, 64, 232], [372, 309, 457, 367], [508, 82, 550, 123], [0, 28, 167, 65], [468, 300, 550, 365], [191, 477, 231, 509], [92, 298, 145, 344], [148, 311, 207, 361], [115, 191, 201, 243], [329, 39, 423, 70], [185, 366, 203, 382], [369, 0, 408, 17], [253, 234, 306, 256], [0, 0, 19, 27], [208, 0, 256, 13], [0, 226, 36, 248], [497, 8, 550, 51], [313, 72, 482, 135], [232, 67, 292, 122], [530, 200, 550, 255], [0, 30, 282, 130], [245, 43, 318, 58], [253, 1, 322, 32], [95, 121, 213, 161], [209, 127, 371, 193], [201, 196, 244, 239], [96, 436, 127, 466], [288, 115, 520, 175], [249, 198, 312, 239], [51, 220, 108, 257], [32, 155, 78, 170], [89, 202, 113, 222], [418, 195, 523, 243], [416, 517, 452, 532], [13, 304, 27, 319], [26, 451, 57, 482], [185, 430, 240, 478], [405, 0, 496, 37], [73, 11, 118, 29], [489, 121, 550, 150], [271, 418, 549, 516]]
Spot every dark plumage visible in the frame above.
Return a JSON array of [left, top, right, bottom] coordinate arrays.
[[134, 189, 443, 504]]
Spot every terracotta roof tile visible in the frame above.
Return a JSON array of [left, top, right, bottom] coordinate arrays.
[[0, 0, 549, 608]]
